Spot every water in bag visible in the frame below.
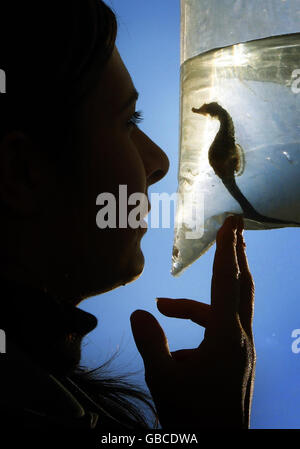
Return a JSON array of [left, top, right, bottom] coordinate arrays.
[[172, 24, 300, 276]]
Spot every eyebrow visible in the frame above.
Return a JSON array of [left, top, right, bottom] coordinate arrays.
[[119, 88, 139, 113]]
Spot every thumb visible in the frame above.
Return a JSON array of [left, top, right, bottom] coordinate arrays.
[[130, 309, 171, 370]]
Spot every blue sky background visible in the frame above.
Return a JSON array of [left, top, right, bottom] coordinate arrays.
[[80, 0, 300, 429]]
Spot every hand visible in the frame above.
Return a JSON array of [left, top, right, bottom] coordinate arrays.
[[130, 215, 255, 429]]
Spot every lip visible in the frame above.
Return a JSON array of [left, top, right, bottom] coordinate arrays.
[[140, 195, 151, 231], [146, 196, 151, 215], [140, 218, 148, 233], [135, 194, 150, 233]]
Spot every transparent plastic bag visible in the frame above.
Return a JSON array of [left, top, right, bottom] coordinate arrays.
[[171, 0, 300, 276]]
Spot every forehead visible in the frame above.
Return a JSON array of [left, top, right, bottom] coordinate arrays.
[[97, 47, 135, 114]]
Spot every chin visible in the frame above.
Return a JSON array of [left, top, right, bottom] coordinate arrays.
[[75, 237, 146, 301], [119, 247, 145, 286], [79, 248, 145, 300]]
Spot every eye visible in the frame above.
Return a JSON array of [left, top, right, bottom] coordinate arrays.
[[127, 110, 144, 128]]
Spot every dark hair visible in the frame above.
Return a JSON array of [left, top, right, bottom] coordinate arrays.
[[68, 351, 158, 429], [0, 0, 116, 151], [0, 0, 158, 429]]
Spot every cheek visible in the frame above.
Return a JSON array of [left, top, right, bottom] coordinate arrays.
[[78, 130, 147, 280], [90, 128, 147, 201]]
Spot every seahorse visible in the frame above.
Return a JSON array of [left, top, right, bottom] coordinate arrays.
[[192, 102, 300, 226]]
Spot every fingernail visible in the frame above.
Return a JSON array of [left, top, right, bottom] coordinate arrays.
[[230, 215, 239, 230], [224, 215, 238, 229]]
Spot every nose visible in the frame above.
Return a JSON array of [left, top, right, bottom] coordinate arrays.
[[133, 129, 170, 187]]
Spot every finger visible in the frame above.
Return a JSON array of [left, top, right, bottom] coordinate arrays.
[[130, 310, 171, 371], [156, 297, 211, 328], [211, 215, 240, 318], [236, 221, 255, 337]]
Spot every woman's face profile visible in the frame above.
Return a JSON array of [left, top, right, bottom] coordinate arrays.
[[43, 47, 169, 302], [0, 47, 169, 303]]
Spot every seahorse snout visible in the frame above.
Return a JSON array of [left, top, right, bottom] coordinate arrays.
[[192, 104, 208, 115]]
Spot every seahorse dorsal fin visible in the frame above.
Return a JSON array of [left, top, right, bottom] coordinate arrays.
[[235, 144, 245, 176]]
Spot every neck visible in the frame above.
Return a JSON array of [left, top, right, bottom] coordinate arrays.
[[0, 276, 97, 376], [0, 255, 82, 306], [214, 107, 235, 142], [217, 107, 233, 128]]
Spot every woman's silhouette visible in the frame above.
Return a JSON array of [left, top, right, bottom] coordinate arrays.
[[0, 0, 255, 436]]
